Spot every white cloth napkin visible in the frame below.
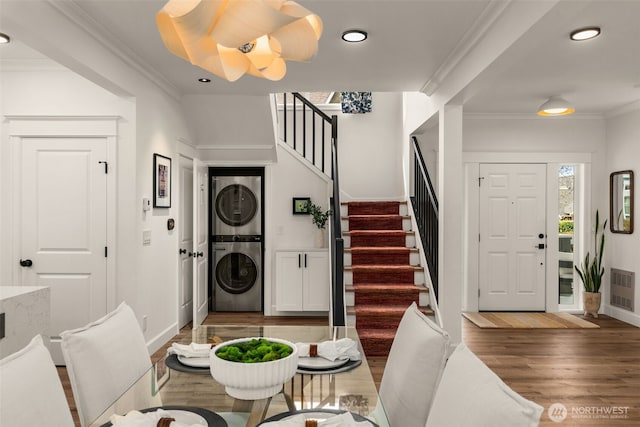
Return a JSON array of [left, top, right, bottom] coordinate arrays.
[[167, 342, 212, 358], [295, 338, 361, 361], [109, 409, 200, 427], [258, 412, 370, 427]]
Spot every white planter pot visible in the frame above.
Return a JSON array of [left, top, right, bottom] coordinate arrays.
[[315, 228, 325, 248]]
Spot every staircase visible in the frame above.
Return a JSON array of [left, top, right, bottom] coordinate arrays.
[[343, 201, 433, 356]]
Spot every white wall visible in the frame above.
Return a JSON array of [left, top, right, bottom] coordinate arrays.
[[334, 92, 405, 201], [605, 107, 640, 326]]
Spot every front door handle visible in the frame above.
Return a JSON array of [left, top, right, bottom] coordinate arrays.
[[19, 259, 33, 267], [179, 248, 187, 255], [537, 244, 546, 249]]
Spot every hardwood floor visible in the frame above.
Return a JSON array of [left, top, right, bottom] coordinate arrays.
[[58, 312, 639, 427], [463, 314, 640, 426]]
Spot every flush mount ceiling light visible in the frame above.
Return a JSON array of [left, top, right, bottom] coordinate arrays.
[[537, 96, 575, 117], [570, 26, 601, 41], [156, 0, 322, 82], [0, 32, 10, 44], [198, 77, 211, 83], [341, 30, 367, 43]]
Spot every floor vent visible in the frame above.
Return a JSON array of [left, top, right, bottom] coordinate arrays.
[[610, 268, 634, 312]]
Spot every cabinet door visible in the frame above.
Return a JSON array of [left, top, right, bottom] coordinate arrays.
[[302, 251, 330, 311], [275, 252, 303, 311]]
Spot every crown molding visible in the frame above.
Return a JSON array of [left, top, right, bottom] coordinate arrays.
[[463, 112, 604, 120], [49, 1, 181, 102], [605, 99, 640, 119], [420, 0, 511, 96]]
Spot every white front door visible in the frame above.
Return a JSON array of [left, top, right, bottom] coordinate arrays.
[[178, 156, 194, 328], [20, 137, 108, 363], [193, 159, 209, 326], [479, 163, 547, 311]]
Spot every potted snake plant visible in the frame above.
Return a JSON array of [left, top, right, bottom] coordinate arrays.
[[574, 210, 607, 318]]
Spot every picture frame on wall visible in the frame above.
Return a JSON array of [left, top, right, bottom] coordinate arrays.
[[153, 153, 172, 208], [292, 197, 311, 214]]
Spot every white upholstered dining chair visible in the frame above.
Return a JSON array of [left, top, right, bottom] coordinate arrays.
[[61, 301, 152, 426], [377, 302, 451, 427], [0, 335, 75, 427]]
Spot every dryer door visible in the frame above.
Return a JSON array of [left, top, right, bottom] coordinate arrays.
[[212, 176, 261, 236], [215, 252, 258, 294]]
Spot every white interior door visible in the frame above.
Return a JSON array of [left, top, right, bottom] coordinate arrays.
[[178, 156, 194, 328], [479, 163, 547, 311], [20, 137, 108, 363], [193, 159, 209, 326]]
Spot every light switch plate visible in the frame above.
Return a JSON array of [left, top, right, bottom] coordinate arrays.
[[142, 229, 151, 246]]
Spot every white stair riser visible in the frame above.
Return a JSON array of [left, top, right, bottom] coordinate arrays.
[[344, 252, 420, 267], [343, 234, 416, 249], [341, 218, 412, 232], [344, 270, 425, 285]]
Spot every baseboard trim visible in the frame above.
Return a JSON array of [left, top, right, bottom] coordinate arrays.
[[604, 304, 640, 327], [147, 322, 178, 355]]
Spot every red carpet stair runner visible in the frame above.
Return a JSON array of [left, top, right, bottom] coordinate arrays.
[[344, 201, 432, 357]]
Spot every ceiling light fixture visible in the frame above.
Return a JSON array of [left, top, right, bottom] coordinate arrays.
[[342, 30, 367, 43], [156, 0, 322, 82], [198, 78, 211, 83], [0, 33, 10, 44], [570, 27, 601, 41], [537, 96, 575, 117]]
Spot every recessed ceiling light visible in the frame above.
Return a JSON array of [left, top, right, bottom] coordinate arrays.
[[198, 78, 211, 83], [342, 30, 367, 43], [0, 33, 10, 44], [570, 27, 601, 41]]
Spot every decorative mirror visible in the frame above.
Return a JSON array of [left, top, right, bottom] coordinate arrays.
[[610, 170, 634, 233]]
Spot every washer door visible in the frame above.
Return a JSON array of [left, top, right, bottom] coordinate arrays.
[[215, 252, 258, 294], [215, 184, 258, 227]]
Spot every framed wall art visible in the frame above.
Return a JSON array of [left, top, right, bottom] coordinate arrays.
[[292, 197, 311, 214], [153, 153, 172, 208]]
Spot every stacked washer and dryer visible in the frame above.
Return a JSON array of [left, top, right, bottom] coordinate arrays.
[[210, 168, 263, 312]]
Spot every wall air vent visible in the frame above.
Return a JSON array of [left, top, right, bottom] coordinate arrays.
[[610, 268, 634, 312]]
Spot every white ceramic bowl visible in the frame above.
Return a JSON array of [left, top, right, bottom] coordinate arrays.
[[209, 337, 298, 400]]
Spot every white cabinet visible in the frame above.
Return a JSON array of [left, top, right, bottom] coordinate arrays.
[[275, 250, 329, 311]]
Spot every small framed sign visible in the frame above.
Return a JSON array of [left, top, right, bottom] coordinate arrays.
[[153, 153, 172, 208], [292, 197, 311, 215]]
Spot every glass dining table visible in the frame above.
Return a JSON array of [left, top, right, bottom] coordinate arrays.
[[89, 325, 389, 427]]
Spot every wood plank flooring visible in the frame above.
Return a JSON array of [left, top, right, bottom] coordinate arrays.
[[463, 314, 640, 426], [57, 312, 639, 427]]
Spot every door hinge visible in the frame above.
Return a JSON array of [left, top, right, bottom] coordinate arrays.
[[478, 176, 485, 186], [478, 288, 480, 297], [478, 234, 481, 242], [98, 161, 108, 174], [104, 246, 108, 257]]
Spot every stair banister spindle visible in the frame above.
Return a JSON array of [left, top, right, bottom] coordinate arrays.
[[293, 96, 297, 150], [312, 112, 316, 167], [302, 103, 306, 157], [283, 93, 288, 143], [322, 121, 326, 174]]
